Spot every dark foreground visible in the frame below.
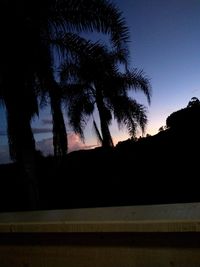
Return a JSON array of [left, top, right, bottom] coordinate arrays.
[[0, 127, 199, 212]]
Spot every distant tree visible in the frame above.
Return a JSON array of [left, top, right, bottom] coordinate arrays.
[[166, 97, 200, 133], [187, 97, 200, 108], [158, 126, 167, 132], [158, 126, 164, 132], [146, 133, 151, 137]]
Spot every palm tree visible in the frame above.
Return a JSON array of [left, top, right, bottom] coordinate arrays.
[[41, 71, 68, 157], [0, 0, 130, 208], [60, 42, 151, 147]]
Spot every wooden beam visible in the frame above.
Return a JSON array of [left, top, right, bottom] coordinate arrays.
[[0, 203, 200, 266]]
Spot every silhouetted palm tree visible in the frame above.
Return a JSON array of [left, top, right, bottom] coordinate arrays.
[[0, 0, 130, 156], [60, 42, 151, 147], [42, 72, 68, 157], [0, 0, 130, 208]]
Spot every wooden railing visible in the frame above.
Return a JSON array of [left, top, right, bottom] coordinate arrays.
[[0, 202, 200, 267]]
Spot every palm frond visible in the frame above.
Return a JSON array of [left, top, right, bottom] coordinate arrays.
[[55, 0, 129, 49], [68, 93, 94, 140], [111, 95, 147, 137], [123, 69, 152, 104]]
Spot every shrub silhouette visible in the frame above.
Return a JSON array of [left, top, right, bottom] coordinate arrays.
[[166, 97, 200, 135]]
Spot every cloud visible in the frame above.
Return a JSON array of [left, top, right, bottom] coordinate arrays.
[[0, 130, 6, 136], [42, 119, 53, 125], [68, 133, 97, 152], [36, 133, 98, 156], [32, 128, 52, 134], [0, 128, 52, 136], [36, 138, 54, 156], [0, 133, 98, 164], [0, 145, 11, 164]]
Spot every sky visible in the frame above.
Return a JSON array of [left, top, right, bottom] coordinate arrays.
[[0, 0, 200, 163]]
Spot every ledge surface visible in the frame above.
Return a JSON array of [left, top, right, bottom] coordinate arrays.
[[0, 202, 200, 233]]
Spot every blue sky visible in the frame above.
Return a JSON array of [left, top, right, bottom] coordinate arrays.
[[114, 0, 200, 133], [1, 0, 200, 163]]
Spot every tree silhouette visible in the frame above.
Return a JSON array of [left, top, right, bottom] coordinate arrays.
[[60, 42, 151, 147], [166, 97, 200, 135], [45, 74, 68, 157], [0, 0, 130, 208], [187, 97, 200, 108]]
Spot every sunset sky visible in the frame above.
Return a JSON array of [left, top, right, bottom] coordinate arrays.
[[0, 0, 200, 163]]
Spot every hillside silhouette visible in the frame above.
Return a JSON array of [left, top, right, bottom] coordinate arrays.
[[0, 98, 199, 212]]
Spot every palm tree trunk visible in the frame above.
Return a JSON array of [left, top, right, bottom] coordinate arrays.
[[49, 89, 68, 157], [5, 100, 39, 210], [96, 90, 114, 148]]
